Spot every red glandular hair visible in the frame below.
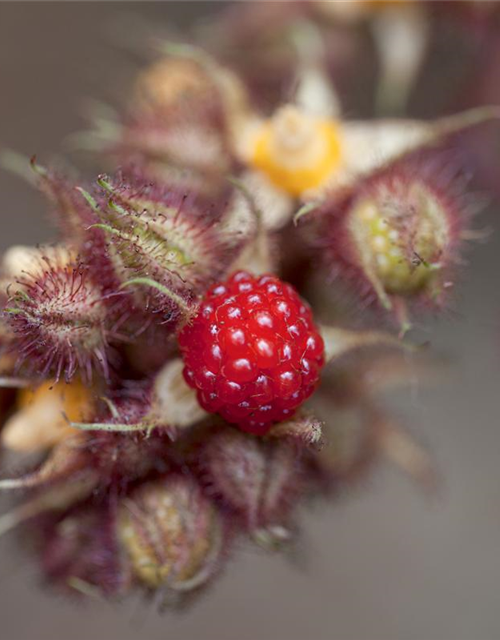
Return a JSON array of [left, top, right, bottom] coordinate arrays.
[[4, 258, 125, 382], [89, 171, 242, 317], [195, 426, 307, 537], [40, 501, 128, 598]]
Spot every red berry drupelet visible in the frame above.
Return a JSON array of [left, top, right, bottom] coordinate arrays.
[[179, 271, 325, 435]]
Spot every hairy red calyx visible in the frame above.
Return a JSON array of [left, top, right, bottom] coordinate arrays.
[[117, 473, 224, 592], [87, 173, 240, 319], [311, 149, 469, 321], [198, 426, 306, 546], [4, 258, 121, 382]]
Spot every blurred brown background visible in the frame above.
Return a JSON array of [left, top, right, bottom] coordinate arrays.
[[0, 3, 500, 639]]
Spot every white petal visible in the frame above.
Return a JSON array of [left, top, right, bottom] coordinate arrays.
[[340, 119, 434, 179], [335, 106, 500, 189], [372, 5, 429, 113], [1, 395, 77, 453], [150, 358, 207, 429], [239, 171, 294, 230]]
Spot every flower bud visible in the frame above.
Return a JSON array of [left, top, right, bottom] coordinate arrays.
[[93, 54, 250, 199], [118, 474, 223, 591], [0, 244, 77, 294], [4, 257, 120, 381], [313, 150, 467, 319], [133, 55, 249, 134], [91, 172, 239, 316], [33, 164, 100, 244], [41, 503, 129, 597], [199, 427, 305, 541]]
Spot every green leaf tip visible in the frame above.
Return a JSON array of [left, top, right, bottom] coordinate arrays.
[[120, 277, 193, 315], [75, 187, 99, 212], [96, 174, 114, 193], [293, 201, 320, 225]]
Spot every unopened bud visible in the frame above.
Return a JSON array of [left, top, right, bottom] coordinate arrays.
[[313, 150, 467, 318], [42, 504, 129, 597], [92, 173, 239, 316], [4, 259, 116, 381], [199, 427, 304, 539], [118, 474, 223, 591]]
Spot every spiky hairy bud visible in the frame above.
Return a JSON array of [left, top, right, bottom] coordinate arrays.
[[89, 172, 242, 317], [311, 149, 469, 320], [95, 53, 250, 198], [17, 164, 240, 327], [3, 257, 123, 382], [133, 54, 249, 132], [1, 7, 494, 610], [17, 166, 124, 304], [41, 502, 130, 598], [117, 474, 224, 593], [31, 163, 101, 244], [0, 395, 178, 494], [73, 393, 179, 485], [198, 426, 306, 545]]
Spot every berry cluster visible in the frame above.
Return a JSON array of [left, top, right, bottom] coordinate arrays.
[[179, 271, 325, 434], [0, 0, 492, 609]]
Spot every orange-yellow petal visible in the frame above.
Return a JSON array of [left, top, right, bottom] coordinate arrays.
[[2, 380, 94, 453]]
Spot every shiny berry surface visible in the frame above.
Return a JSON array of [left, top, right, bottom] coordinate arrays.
[[179, 271, 325, 435]]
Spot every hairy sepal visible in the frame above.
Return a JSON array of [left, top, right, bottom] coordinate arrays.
[[117, 473, 224, 593], [4, 258, 123, 382], [90, 172, 239, 317], [308, 147, 472, 323], [198, 426, 306, 544]]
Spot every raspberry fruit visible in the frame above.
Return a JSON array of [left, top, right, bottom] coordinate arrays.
[[179, 271, 325, 435]]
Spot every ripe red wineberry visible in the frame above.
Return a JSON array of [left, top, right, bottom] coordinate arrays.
[[179, 271, 325, 435]]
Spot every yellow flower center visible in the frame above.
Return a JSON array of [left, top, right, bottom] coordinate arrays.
[[249, 105, 342, 197]]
